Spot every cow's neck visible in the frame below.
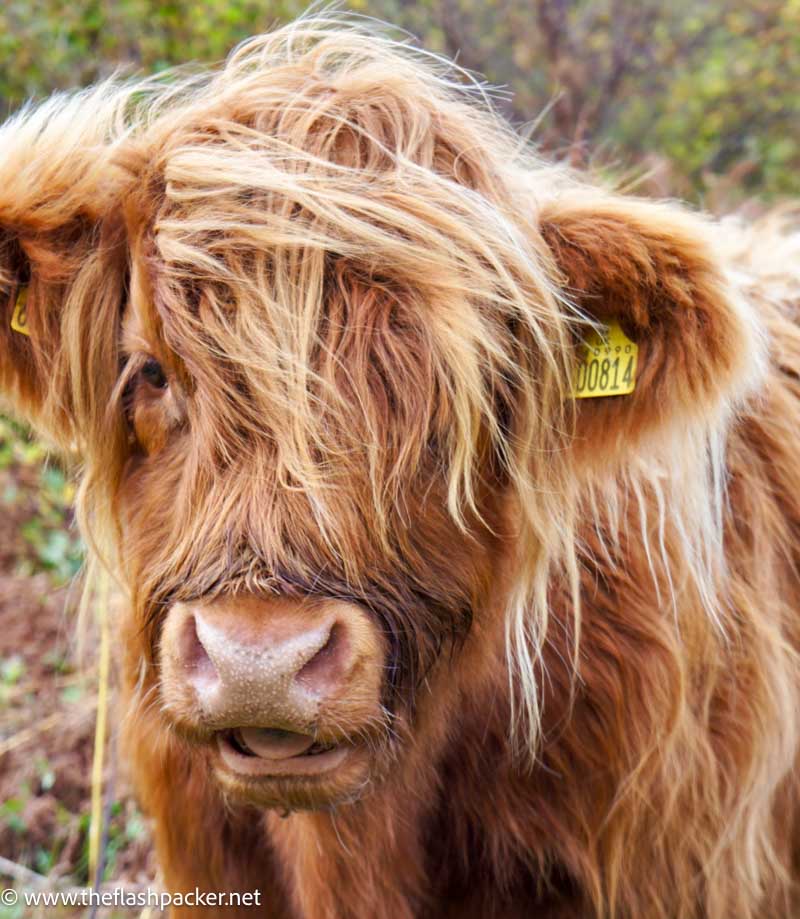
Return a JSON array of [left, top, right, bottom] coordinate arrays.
[[265, 711, 575, 919]]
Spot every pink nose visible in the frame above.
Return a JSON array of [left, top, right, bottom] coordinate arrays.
[[159, 596, 381, 734]]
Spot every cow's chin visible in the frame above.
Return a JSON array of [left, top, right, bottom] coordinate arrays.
[[209, 730, 378, 809]]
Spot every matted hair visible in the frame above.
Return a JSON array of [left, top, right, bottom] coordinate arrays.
[[98, 12, 765, 754], [3, 11, 763, 755]]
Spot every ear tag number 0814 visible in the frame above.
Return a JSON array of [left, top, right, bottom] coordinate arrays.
[[572, 319, 638, 398]]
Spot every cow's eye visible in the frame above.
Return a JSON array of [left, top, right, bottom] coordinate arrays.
[[140, 357, 168, 389]]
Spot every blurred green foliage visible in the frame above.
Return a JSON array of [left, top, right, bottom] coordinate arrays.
[[0, 417, 83, 583], [0, 0, 797, 201], [0, 0, 304, 96], [372, 0, 800, 201]]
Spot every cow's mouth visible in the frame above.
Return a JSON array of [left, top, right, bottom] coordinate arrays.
[[216, 727, 350, 777]]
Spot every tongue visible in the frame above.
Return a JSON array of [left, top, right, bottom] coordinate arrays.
[[235, 727, 315, 760]]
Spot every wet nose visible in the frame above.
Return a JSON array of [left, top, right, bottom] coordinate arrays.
[[160, 597, 368, 732]]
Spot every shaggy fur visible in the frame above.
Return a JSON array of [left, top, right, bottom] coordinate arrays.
[[0, 14, 798, 919]]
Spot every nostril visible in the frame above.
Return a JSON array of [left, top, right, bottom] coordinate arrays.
[[296, 621, 348, 696], [179, 613, 219, 693]]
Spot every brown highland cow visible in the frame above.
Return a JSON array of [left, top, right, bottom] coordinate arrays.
[[1, 15, 799, 919]]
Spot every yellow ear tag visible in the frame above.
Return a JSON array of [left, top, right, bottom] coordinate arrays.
[[572, 318, 638, 398], [10, 287, 30, 337]]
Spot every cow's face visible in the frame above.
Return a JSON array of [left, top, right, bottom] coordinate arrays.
[[0, 25, 759, 813], [109, 54, 757, 810], [115, 219, 508, 808]]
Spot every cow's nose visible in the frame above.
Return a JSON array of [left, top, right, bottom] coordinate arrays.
[[183, 612, 340, 728], [159, 597, 373, 733]]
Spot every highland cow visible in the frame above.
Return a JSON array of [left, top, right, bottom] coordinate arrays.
[[1, 16, 799, 919]]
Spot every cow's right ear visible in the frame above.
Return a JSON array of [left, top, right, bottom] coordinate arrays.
[[0, 231, 33, 410], [0, 226, 74, 435], [0, 87, 131, 448]]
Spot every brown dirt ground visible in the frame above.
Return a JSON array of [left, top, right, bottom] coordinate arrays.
[[0, 464, 158, 918]]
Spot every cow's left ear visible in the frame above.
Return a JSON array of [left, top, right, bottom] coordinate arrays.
[[538, 191, 764, 464]]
